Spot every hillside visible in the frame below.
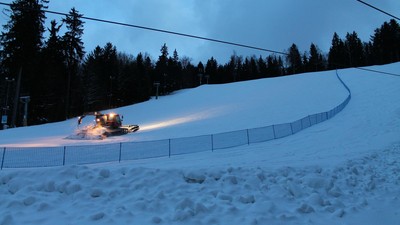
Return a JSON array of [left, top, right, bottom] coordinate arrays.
[[0, 63, 399, 225], [0, 68, 348, 147]]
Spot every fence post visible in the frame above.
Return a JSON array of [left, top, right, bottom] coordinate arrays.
[[1, 147, 6, 170], [63, 146, 66, 166], [211, 135, 214, 152], [273, 125, 276, 139], [246, 129, 250, 145], [119, 142, 122, 163], [290, 123, 294, 134], [168, 139, 171, 158]]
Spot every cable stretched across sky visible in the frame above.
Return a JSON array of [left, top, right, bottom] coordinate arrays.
[[356, 0, 400, 21], [0, 2, 288, 56]]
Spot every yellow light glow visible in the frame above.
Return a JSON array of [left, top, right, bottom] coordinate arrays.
[[139, 106, 231, 132], [140, 116, 195, 131]]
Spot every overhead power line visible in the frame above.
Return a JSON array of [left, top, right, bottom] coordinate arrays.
[[356, 0, 400, 21], [0, 2, 288, 56], [355, 67, 400, 77], [330, 62, 400, 77]]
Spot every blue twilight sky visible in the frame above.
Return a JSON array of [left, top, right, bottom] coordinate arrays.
[[1, 0, 400, 64]]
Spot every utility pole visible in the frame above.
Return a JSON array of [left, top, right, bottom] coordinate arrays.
[[205, 74, 210, 84], [198, 73, 203, 85], [153, 82, 160, 99], [19, 96, 30, 127], [11, 67, 22, 128], [2, 77, 15, 129], [163, 73, 167, 95], [198, 65, 204, 85]]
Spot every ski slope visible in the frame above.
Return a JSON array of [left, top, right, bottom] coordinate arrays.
[[0, 67, 348, 147], [0, 63, 399, 225]]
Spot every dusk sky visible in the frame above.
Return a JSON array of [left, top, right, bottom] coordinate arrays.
[[1, 0, 400, 63]]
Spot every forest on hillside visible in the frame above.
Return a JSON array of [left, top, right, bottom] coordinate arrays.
[[1, 0, 400, 127]]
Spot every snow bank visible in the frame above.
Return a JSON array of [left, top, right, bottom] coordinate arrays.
[[0, 144, 398, 225]]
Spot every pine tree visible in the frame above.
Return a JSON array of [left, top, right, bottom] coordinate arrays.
[[257, 56, 267, 78], [180, 56, 195, 88], [308, 43, 325, 72], [62, 7, 85, 118], [167, 49, 182, 91], [155, 43, 169, 94], [0, 0, 48, 126], [40, 20, 66, 122], [82, 46, 102, 111], [328, 32, 348, 69], [117, 51, 151, 107], [363, 41, 374, 65], [266, 55, 282, 77], [205, 57, 217, 84], [302, 53, 309, 72], [249, 56, 258, 80], [242, 58, 250, 81], [371, 19, 400, 64], [286, 43, 303, 74], [228, 52, 242, 82], [345, 31, 365, 67], [82, 43, 118, 111]]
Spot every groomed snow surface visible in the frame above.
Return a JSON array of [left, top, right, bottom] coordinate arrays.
[[0, 63, 400, 225]]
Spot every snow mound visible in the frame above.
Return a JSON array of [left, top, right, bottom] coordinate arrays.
[[0, 144, 399, 224]]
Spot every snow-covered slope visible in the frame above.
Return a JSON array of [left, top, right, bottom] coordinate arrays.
[[0, 63, 399, 225], [0, 68, 348, 147]]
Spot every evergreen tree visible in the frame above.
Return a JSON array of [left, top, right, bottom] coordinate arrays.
[[249, 56, 258, 80], [228, 52, 242, 82], [344, 31, 365, 67], [82, 46, 104, 111], [167, 49, 182, 91], [371, 19, 400, 64], [328, 32, 348, 69], [197, 61, 204, 85], [286, 43, 303, 74], [308, 43, 325, 72], [155, 43, 169, 94], [363, 41, 374, 65], [266, 55, 281, 77], [257, 56, 267, 78], [82, 43, 118, 111], [242, 57, 250, 81], [138, 53, 152, 101], [205, 57, 217, 84], [0, 0, 48, 126], [117, 52, 150, 106], [62, 7, 85, 118], [302, 53, 309, 72], [180, 56, 196, 88], [39, 20, 66, 122], [241, 56, 258, 81]]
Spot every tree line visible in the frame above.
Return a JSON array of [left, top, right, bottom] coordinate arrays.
[[1, 0, 400, 127]]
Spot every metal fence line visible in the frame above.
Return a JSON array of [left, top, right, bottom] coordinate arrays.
[[0, 71, 351, 169]]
